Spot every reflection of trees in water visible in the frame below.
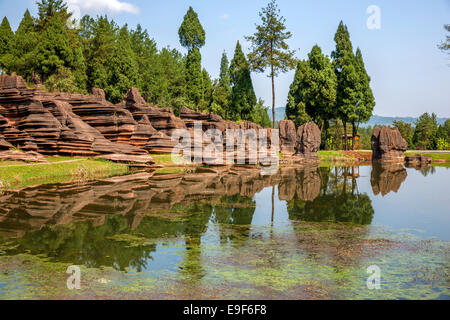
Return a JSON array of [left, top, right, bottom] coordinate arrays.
[[418, 166, 436, 177], [288, 166, 374, 225]]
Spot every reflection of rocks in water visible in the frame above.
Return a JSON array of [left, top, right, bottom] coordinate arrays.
[[371, 162, 407, 196], [287, 167, 375, 225], [278, 166, 321, 201], [0, 166, 318, 239]]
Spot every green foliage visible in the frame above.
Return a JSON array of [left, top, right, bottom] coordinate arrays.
[[9, 10, 38, 80], [211, 52, 232, 119], [438, 24, 450, 55], [45, 66, 80, 93], [392, 120, 414, 149], [104, 25, 138, 103], [413, 112, 438, 149], [251, 99, 272, 128], [245, 0, 296, 127], [230, 41, 257, 121], [185, 47, 203, 108], [0, 17, 15, 72], [286, 60, 311, 127], [178, 6, 205, 50], [303, 45, 337, 126]]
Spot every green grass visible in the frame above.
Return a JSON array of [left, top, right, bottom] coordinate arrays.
[[0, 158, 129, 190], [154, 167, 183, 175], [150, 153, 190, 166], [405, 152, 450, 161]]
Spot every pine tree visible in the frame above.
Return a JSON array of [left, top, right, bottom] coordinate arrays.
[[35, 15, 73, 82], [178, 7, 205, 110], [285, 60, 311, 127], [201, 68, 213, 112], [185, 47, 203, 110], [10, 10, 37, 80], [178, 7, 205, 51], [105, 25, 139, 103], [331, 21, 359, 150], [230, 41, 256, 121], [36, 0, 71, 30], [351, 48, 375, 149], [0, 17, 15, 73], [82, 15, 118, 91], [245, 0, 296, 128], [130, 24, 158, 102], [211, 51, 232, 119]]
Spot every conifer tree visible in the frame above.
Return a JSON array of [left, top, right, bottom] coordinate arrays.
[[331, 21, 359, 150], [185, 47, 203, 110], [105, 25, 138, 103], [245, 0, 296, 128], [285, 60, 311, 127], [178, 7, 205, 110], [10, 10, 37, 80], [212, 51, 232, 119], [351, 48, 375, 149], [0, 17, 14, 72], [230, 41, 256, 121]]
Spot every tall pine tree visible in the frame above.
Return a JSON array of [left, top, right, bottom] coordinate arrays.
[[0, 17, 14, 73], [10, 10, 37, 80], [178, 7, 205, 110], [285, 60, 311, 127], [331, 21, 359, 150], [245, 0, 296, 128], [230, 41, 256, 121], [105, 25, 138, 103]]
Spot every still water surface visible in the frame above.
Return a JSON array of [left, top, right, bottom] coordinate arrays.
[[0, 164, 448, 299]]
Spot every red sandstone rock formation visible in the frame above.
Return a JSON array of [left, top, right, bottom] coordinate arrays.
[[371, 126, 407, 162], [279, 120, 297, 155], [294, 122, 321, 161], [0, 73, 153, 162], [0, 150, 48, 162]]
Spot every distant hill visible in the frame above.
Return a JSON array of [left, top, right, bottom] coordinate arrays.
[[270, 107, 449, 127]]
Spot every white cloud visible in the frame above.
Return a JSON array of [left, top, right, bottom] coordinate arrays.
[[66, 0, 140, 15], [220, 13, 230, 20]]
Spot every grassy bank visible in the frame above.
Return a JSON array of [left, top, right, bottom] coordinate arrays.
[[0, 157, 129, 190], [405, 152, 450, 162], [318, 150, 372, 166]]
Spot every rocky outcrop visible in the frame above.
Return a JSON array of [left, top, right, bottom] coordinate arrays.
[[0, 73, 152, 162], [0, 73, 321, 165], [405, 154, 432, 167], [294, 122, 321, 161], [0, 150, 48, 163], [0, 134, 12, 150], [371, 126, 407, 162], [371, 162, 407, 196], [279, 120, 297, 155]]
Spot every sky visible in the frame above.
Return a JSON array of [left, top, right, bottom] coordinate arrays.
[[1, 0, 449, 117]]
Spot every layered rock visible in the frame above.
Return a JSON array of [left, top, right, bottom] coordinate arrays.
[[371, 126, 407, 162], [294, 122, 321, 161], [279, 120, 297, 155], [0, 134, 12, 150], [405, 154, 432, 167], [0, 74, 152, 162], [0, 150, 48, 163]]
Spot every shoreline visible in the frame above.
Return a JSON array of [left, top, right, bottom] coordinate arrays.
[[1, 150, 449, 191]]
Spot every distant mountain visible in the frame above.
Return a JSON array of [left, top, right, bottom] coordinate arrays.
[[270, 107, 449, 127]]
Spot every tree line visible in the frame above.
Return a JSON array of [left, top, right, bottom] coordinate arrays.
[[0, 0, 272, 126], [286, 21, 375, 150]]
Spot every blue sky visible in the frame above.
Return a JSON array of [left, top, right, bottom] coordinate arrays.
[[1, 0, 449, 117]]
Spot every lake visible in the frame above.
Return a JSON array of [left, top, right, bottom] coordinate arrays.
[[0, 164, 448, 299]]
